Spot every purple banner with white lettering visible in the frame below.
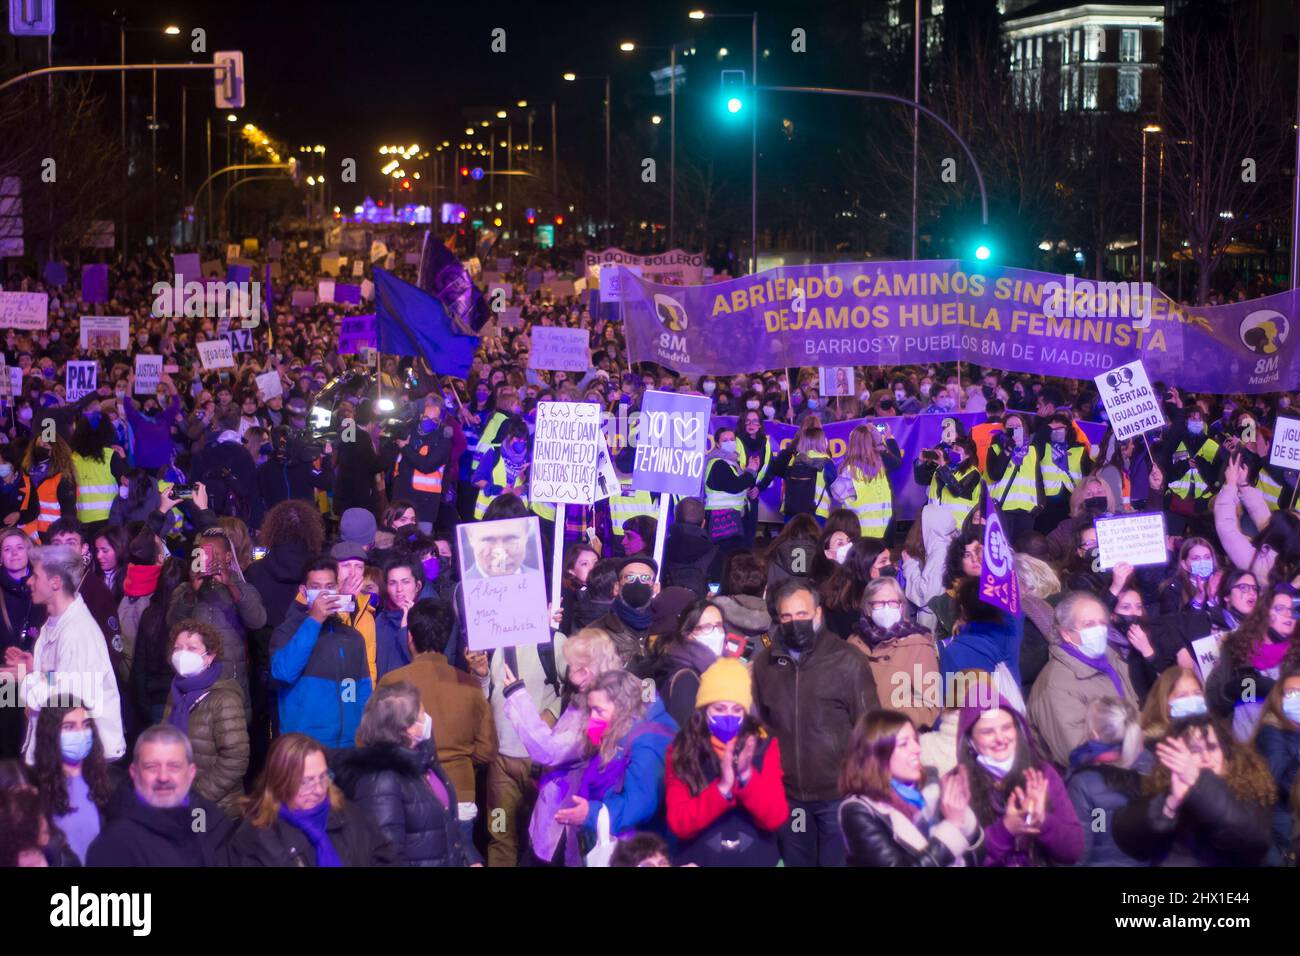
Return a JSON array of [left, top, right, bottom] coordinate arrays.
[[622, 259, 1300, 394], [981, 492, 1021, 617]]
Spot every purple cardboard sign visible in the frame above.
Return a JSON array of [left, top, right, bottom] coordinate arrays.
[[173, 254, 201, 281], [631, 390, 712, 497], [980, 492, 1021, 618], [338, 314, 377, 355], [335, 283, 362, 305], [81, 264, 109, 304]]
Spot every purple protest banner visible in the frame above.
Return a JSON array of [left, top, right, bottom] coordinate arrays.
[[42, 261, 68, 287], [338, 314, 377, 355], [81, 264, 109, 304], [291, 289, 316, 309], [621, 260, 1300, 394], [980, 491, 1021, 618], [335, 283, 362, 305], [632, 390, 711, 497], [227, 263, 252, 285], [173, 253, 201, 281]]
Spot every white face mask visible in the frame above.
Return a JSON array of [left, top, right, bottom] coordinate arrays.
[[976, 752, 1017, 778], [834, 542, 852, 564], [694, 624, 726, 657], [1169, 695, 1207, 719], [1075, 624, 1109, 658], [871, 606, 902, 629], [418, 712, 433, 742], [171, 649, 207, 677]]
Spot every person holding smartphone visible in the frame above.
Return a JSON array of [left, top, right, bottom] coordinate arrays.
[[270, 557, 373, 750]]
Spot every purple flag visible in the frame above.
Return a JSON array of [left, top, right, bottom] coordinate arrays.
[[42, 261, 68, 287], [416, 230, 488, 334], [335, 283, 362, 305], [338, 314, 377, 354], [81, 264, 109, 304], [980, 490, 1021, 618], [173, 253, 201, 280], [227, 264, 251, 284]]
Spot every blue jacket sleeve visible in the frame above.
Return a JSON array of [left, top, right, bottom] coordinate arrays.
[[271, 616, 323, 684], [472, 450, 502, 493], [1256, 726, 1299, 798], [585, 734, 669, 834], [375, 617, 408, 680]]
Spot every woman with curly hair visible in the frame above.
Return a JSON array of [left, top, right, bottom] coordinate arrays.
[[1113, 713, 1274, 866], [246, 498, 326, 631], [32, 699, 115, 863], [1206, 583, 1300, 742], [1253, 665, 1300, 860], [926, 531, 983, 643]]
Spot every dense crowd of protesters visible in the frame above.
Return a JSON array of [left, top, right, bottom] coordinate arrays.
[[0, 230, 1298, 869]]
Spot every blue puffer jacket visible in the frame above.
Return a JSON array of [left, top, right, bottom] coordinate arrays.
[[375, 580, 451, 679], [271, 602, 372, 749], [580, 697, 679, 839], [938, 616, 1024, 687]]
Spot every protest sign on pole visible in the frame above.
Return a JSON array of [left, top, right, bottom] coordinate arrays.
[[79, 316, 130, 350], [1269, 416, 1300, 471], [134, 355, 163, 394], [338, 315, 377, 355], [528, 327, 590, 372], [1094, 512, 1168, 570], [818, 367, 855, 398], [632, 391, 711, 498], [456, 516, 550, 650], [65, 361, 98, 402], [0, 291, 48, 330], [197, 339, 235, 370], [529, 402, 600, 505], [980, 493, 1021, 617], [592, 430, 622, 502], [1094, 361, 1165, 442], [224, 327, 256, 352]]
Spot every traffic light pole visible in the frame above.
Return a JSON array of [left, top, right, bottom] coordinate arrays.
[[0, 61, 228, 93], [758, 85, 989, 227]]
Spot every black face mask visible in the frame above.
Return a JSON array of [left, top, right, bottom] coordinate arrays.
[[621, 581, 653, 608], [779, 619, 818, 652], [878, 565, 898, 578], [1083, 496, 1108, 514], [1112, 613, 1145, 633]]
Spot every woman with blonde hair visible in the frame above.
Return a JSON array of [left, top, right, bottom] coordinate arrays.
[[831, 424, 902, 539], [1064, 697, 1149, 866], [1139, 666, 1206, 743], [1044, 475, 1119, 561], [498, 627, 622, 866], [231, 732, 396, 867], [764, 416, 838, 524]]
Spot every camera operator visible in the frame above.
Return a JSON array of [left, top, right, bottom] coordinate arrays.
[[393, 395, 454, 536], [257, 425, 334, 510]]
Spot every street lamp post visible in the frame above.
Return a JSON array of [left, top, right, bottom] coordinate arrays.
[[691, 10, 758, 273], [1140, 124, 1161, 282]]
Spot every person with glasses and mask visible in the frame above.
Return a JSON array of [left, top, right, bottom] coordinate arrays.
[[847, 577, 941, 730], [646, 599, 729, 729], [752, 580, 877, 866], [231, 732, 396, 867], [594, 557, 661, 671], [1207, 584, 1300, 743]]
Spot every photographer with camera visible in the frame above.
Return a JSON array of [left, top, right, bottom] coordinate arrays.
[[257, 425, 334, 511], [393, 395, 454, 536], [913, 418, 981, 530]]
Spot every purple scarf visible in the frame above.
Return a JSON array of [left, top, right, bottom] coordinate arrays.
[[166, 663, 222, 734], [1059, 640, 1126, 697], [278, 798, 342, 867]]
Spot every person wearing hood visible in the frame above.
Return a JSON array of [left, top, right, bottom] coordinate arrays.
[[703, 426, 760, 548], [661, 497, 719, 596], [648, 598, 729, 729], [713, 551, 772, 660], [554, 668, 679, 854], [1028, 592, 1139, 767], [665, 658, 787, 866], [957, 697, 1084, 867], [901, 503, 958, 632], [1113, 713, 1273, 866], [122, 371, 182, 471], [752, 579, 878, 866], [848, 577, 941, 730], [393, 395, 453, 534], [839, 710, 983, 867], [1064, 697, 1149, 866], [472, 416, 531, 520], [594, 556, 660, 670]]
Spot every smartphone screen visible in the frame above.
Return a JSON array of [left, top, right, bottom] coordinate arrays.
[[707, 582, 720, 595], [252, 547, 268, 560]]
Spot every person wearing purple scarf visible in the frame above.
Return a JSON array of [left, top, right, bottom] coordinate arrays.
[[1028, 592, 1139, 767]]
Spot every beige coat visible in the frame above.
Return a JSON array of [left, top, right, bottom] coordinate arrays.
[[1028, 642, 1137, 766]]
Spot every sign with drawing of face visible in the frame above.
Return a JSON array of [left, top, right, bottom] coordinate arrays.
[[456, 516, 550, 650]]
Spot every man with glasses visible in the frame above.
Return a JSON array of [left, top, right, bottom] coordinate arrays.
[[595, 556, 661, 668], [86, 724, 234, 866]]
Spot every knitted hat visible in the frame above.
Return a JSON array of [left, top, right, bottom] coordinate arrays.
[[339, 507, 377, 545], [695, 658, 752, 712]]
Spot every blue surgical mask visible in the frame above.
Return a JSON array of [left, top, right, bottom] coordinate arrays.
[[806, 399, 818, 410], [720, 439, 737, 454], [1187, 420, 1204, 435], [60, 728, 94, 764], [1282, 695, 1300, 724], [1169, 695, 1207, 719], [702, 381, 716, 394], [1188, 558, 1214, 579], [707, 713, 743, 743]]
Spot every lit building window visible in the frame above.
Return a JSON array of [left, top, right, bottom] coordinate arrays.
[[1084, 26, 1102, 61], [1118, 68, 1141, 112], [1082, 67, 1098, 110], [1120, 29, 1140, 63], [888, 0, 900, 28]]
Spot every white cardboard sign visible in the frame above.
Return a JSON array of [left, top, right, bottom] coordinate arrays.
[[1269, 416, 1300, 471], [1094, 511, 1168, 570], [456, 516, 551, 651], [197, 338, 235, 370], [134, 355, 163, 394], [1094, 360, 1165, 442], [529, 402, 600, 506], [0, 292, 48, 330], [256, 371, 283, 400], [528, 326, 590, 372]]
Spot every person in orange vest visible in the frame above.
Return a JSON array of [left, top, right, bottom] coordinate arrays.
[[971, 398, 1006, 473], [17, 433, 76, 541], [393, 395, 454, 536]]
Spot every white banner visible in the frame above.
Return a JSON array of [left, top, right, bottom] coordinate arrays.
[[583, 247, 705, 286], [1094, 512, 1168, 570], [529, 402, 601, 506], [197, 339, 235, 370], [79, 315, 130, 351], [0, 291, 48, 330], [1094, 360, 1165, 442], [528, 326, 590, 372]]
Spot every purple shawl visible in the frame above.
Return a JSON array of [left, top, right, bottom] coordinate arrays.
[[166, 662, 222, 734]]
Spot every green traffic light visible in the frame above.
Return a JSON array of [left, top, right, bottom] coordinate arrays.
[[727, 97, 744, 113], [975, 244, 991, 261]]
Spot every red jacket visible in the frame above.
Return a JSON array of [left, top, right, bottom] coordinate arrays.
[[665, 737, 789, 840]]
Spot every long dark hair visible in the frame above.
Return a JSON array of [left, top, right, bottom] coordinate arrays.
[[943, 531, 981, 590], [822, 537, 888, 612], [839, 711, 918, 814], [956, 708, 1042, 830], [33, 699, 114, 818], [669, 708, 766, 796], [121, 468, 154, 517], [68, 411, 116, 460], [135, 557, 189, 675], [1252, 510, 1300, 586], [1220, 584, 1300, 672]]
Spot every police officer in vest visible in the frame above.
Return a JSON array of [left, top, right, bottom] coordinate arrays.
[[914, 418, 981, 531], [737, 408, 773, 547], [986, 411, 1042, 547], [1034, 410, 1091, 534], [704, 426, 760, 558], [395, 395, 454, 536]]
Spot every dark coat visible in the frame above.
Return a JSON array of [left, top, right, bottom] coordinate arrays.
[[648, 639, 718, 730], [393, 421, 454, 524], [229, 800, 399, 867], [163, 678, 249, 817], [840, 784, 984, 867], [1065, 762, 1145, 866], [1255, 723, 1300, 852], [85, 790, 234, 867], [751, 628, 878, 802], [333, 429, 383, 516], [331, 741, 470, 867], [661, 524, 719, 597], [246, 540, 315, 633], [1112, 772, 1271, 867], [194, 438, 261, 526]]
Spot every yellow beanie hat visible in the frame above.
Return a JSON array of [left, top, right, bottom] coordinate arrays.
[[695, 658, 753, 711]]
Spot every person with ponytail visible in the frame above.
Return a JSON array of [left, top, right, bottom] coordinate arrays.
[[840, 710, 982, 867], [665, 658, 787, 866], [33, 699, 115, 863]]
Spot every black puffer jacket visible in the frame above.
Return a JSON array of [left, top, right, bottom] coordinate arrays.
[[661, 524, 718, 597], [840, 787, 984, 867], [331, 741, 470, 867], [247, 540, 316, 632], [751, 629, 878, 802], [229, 800, 399, 867], [1112, 772, 1271, 867]]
